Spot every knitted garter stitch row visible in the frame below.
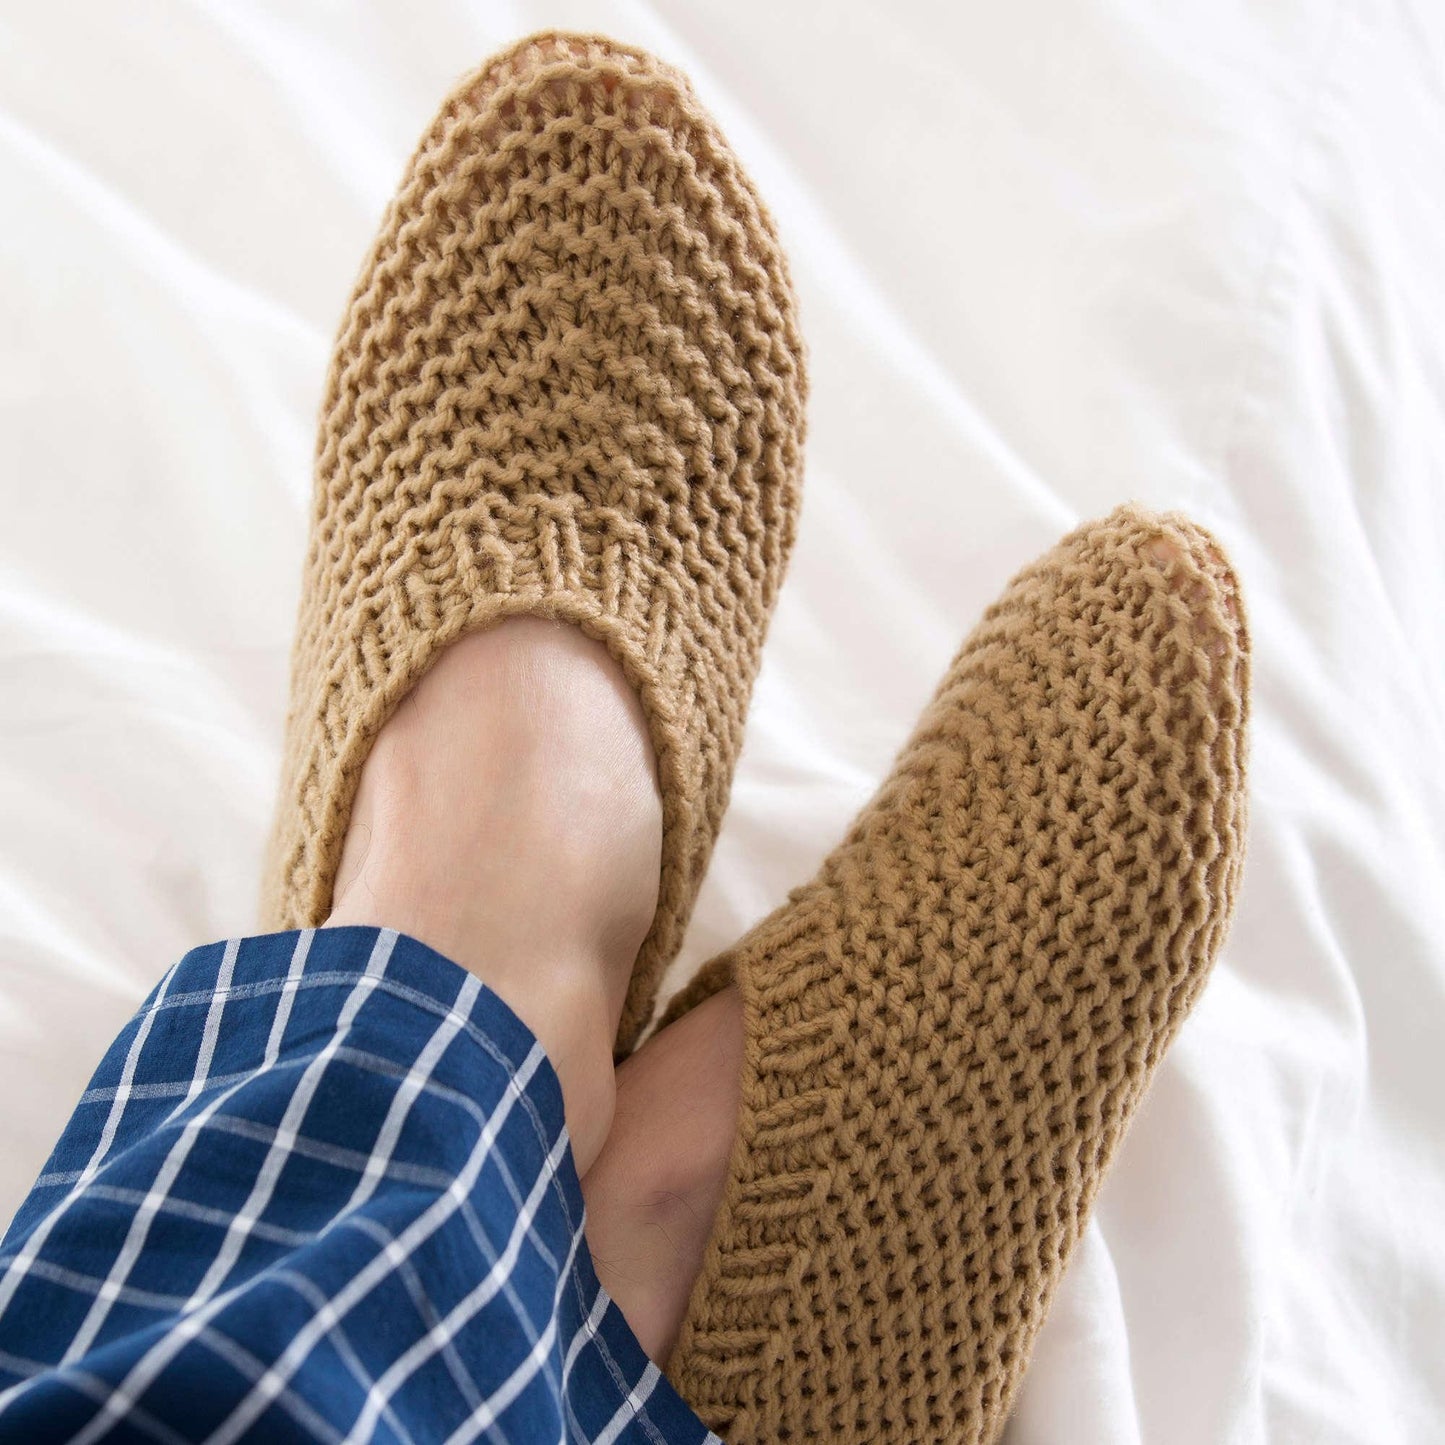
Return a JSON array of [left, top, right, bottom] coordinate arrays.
[[260, 32, 807, 1052], [664, 506, 1250, 1442]]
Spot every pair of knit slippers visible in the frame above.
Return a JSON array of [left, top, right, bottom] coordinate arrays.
[[262, 32, 1250, 1445]]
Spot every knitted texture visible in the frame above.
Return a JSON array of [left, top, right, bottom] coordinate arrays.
[[259, 32, 806, 1053], [663, 505, 1251, 1442]]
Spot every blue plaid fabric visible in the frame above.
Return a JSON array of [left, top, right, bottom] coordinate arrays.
[[0, 927, 719, 1445]]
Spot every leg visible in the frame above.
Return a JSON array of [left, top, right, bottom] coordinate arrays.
[[326, 617, 663, 1175], [583, 985, 744, 1363]]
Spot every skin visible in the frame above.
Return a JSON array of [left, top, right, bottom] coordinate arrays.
[[583, 983, 744, 1363], [326, 615, 738, 1360]]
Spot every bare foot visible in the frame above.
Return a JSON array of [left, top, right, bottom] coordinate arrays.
[[582, 984, 744, 1364], [326, 616, 663, 1175]]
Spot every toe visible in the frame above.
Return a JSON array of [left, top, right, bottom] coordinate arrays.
[[436, 31, 697, 152], [1135, 515, 1248, 702]]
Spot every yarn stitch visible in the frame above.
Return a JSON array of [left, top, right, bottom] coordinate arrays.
[[259, 32, 807, 1052], [664, 506, 1251, 1443]]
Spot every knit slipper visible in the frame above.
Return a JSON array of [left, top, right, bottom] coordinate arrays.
[[662, 504, 1250, 1443], [259, 32, 806, 1053]]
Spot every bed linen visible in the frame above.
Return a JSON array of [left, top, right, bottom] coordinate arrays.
[[1, 2, 1441, 1440]]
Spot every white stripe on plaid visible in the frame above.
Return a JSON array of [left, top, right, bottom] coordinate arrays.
[[62, 928, 407, 1445], [195, 1323, 352, 1445], [40, 1368, 196, 1445], [552, 1289, 615, 1444], [70, 1030, 550, 1445], [59, 933, 249, 1363], [238, 1269, 418, 1445], [189, 935, 242, 1101], [11, 1257, 191, 1314], [595, 1363, 663, 1445], [344, 970, 482, 1213], [345, 1214, 508, 1445], [188, 1110, 458, 1187], [353, 1059, 608, 1445], [0, 951, 185, 1324], [418, 1056, 686, 1445], [457, 1213, 597, 1445], [563, 1290, 612, 1385], [235, 1109, 568, 1445], [187, 927, 396, 1309]]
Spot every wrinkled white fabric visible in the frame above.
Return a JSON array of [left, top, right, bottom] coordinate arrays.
[[1, 3, 1440, 1440]]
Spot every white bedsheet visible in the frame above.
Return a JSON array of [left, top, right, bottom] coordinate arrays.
[[2, 3, 1442, 1439]]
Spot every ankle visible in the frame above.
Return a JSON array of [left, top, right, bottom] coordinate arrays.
[[510, 963, 618, 1174], [337, 617, 660, 976], [325, 614, 664, 1172], [582, 986, 744, 1363], [328, 892, 622, 1172], [614, 985, 743, 1196]]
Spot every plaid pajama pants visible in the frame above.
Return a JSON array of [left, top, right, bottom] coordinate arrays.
[[0, 926, 718, 1444]]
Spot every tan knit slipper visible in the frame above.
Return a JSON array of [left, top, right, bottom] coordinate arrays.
[[259, 32, 806, 1053], [662, 505, 1250, 1443]]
